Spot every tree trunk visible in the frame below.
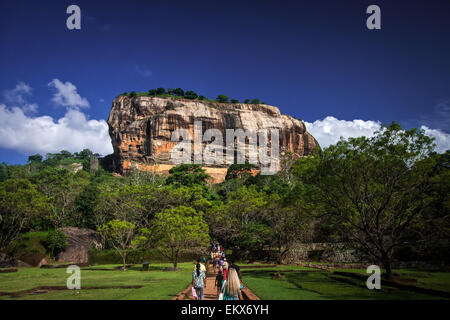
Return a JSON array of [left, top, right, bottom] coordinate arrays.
[[382, 254, 393, 280], [174, 249, 179, 269], [122, 251, 127, 271]]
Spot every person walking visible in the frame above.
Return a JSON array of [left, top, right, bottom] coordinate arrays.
[[193, 259, 206, 272], [229, 259, 242, 282], [215, 269, 224, 298], [192, 262, 206, 300], [221, 268, 243, 300], [223, 258, 229, 280]]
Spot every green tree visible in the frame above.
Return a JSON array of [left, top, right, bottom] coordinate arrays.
[[216, 95, 229, 103], [148, 89, 157, 96], [129, 91, 137, 98], [166, 164, 210, 187], [173, 88, 185, 96], [151, 206, 209, 268], [230, 99, 239, 103], [305, 123, 438, 279], [31, 168, 90, 228], [225, 163, 255, 180], [244, 99, 250, 103], [45, 230, 68, 258], [0, 179, 50, 250], [184, 90, 198, 99], [98, 220, 137, 270], [251, 98, 260, 104], [156, 87, 165, 95], [0, 162, 9, 182]]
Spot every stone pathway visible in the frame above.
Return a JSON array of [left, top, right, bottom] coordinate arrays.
[[172, 262, 260, 300]]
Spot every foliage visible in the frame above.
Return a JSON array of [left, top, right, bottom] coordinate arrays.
[[230, 99, 239, 103], [0, 179, 50, 250], [45, 230, 68, 258], [216, 94, 229, 103], [97, 220, 138, 270], [251, 98, 260, 104], [151, 206, 209, 268], [184, 90, 198, 99], [166, 164, 210, 187], [225, 163, 255, 180], [299, 123, 439, 279]]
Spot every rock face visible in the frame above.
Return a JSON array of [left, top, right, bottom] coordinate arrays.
[[108, 96, 319, 182], [57, 227, 99, 264]]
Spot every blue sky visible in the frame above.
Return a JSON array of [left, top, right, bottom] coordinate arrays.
[[1, 0, 449, 164]]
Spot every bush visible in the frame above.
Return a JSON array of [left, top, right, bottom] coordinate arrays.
[[244, 99, 250, 103], [251, 98, 260, 104], [216, 95, 229, 103], [156, 88, 165, 95], [184, 90, 198, 99], [307, 249, 325, 261], [230, 99, 238, 103], [165, 102, 175, 110], [45, 230, 68, 258], [8, 231, 49, 258], [129, 91, 137, 98]]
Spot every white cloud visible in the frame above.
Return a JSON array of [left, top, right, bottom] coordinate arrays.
[[48, 79, 89, 108], [3, 82, 38, 114], [304, 116, 382, 148], [305, 116, 450, 153], [0, 104, 112, 156], [421, 126, 450, 153]]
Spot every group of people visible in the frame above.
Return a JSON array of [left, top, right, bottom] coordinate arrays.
[[191, 244, 243, 300]]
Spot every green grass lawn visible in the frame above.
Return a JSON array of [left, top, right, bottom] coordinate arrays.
[[241, 265, 450, 300], [0, 263, 195, 300], [2, 263, 449, 300]]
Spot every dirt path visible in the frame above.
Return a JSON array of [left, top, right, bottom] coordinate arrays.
[[172, 263, 260, 300]]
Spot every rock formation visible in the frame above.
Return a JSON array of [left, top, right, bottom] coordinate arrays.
[[108, 96, 319, 182], [57, 227, 99, 264]]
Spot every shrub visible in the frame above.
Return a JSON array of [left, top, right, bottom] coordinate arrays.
[[184, 90, 198, 99], [156, 88, 165, 95], [165, 102, 175, 110], [230, 99, 238, 103], [244, 99, 250, 103], [216, 95, 229, 103], [129, 91, 137, 98], [307, 249, 325, 261], [251, 98, 260, 104], [173, 88, 184, 96], [45, 230, 68, 258], [8, 231, 49, 258], [148, 89, 157, 96]]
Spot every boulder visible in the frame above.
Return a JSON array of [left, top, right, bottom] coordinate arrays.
[[57, 227, 99, 264]]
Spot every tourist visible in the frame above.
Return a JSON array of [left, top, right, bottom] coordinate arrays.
[[223, 258, 229, 279], [221, 268, 243, 300], [229, 259, 242, 282], [212, 254, 217, 270], [193, 258, 206, 272], [215, 269, 224, 298], [192, 262, 206, 300]]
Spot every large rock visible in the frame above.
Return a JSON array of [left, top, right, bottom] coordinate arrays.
[[57, 227, 99, 264], [108, 96, 319, 182]]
